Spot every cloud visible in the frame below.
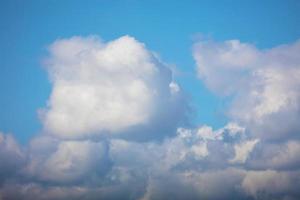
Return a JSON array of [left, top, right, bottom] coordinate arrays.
[[23, 137, 110, 183], [193, 39, 259, 95], [1, 36, 300, 200], [41, 35, 188, 140], [107, 124, 258, 200], [191, 38, 300, 200], [193, 39, 300, 141], [230, 139, 259, 164], [246, 140, 300, 170], [242, 170, 300, 200], [1, 123, 299, 200], [0, 132, 25, 185]]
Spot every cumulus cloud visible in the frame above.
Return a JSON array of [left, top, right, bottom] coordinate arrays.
[[0, 35, 189, 199], [23, 137, 110, 183], [193, 39, 300, 141], [192, 38, 300, 200], [193, 39, 259, 95], [0, 123, 299, 200], [1, 35, 300, 200], [106, 124, 258, 200], [41, 35, 187, 140]]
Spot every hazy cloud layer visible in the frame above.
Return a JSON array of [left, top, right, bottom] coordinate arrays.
[[0, 36, 300, 200]]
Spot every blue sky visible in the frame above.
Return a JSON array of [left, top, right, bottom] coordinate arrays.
[[1, 0, 300, 143], [1, 1, 300, 199]]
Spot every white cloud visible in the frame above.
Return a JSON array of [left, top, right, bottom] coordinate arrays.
[[193, 39, 259, 95], [191, 38, 300, 200], [0, 123, 299, 200], [1, 36, 300, 200], [43, 140, 106, 182], [41, 35, 186, 139], [193, 39, 300, 140], [109, 123, 248, 173], [24, 137, 108, 183], [230, 139, 259, 164]]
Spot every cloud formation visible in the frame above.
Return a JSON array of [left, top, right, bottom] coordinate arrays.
[[23, 137, 110, 183], [0, 36, 300, 200], [193, 39, 300, 141], [192, 38, 300, 200], [41, 35, 187, 140]]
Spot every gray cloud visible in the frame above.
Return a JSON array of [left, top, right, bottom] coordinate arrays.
[[242, 170, 300, 200], [23, 137, 111, 184], [0, 124, 299, 200], [0, 132, 25, 185], [246, 140, 300, 170]]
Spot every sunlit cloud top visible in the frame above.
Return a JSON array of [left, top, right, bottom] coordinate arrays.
[[1, 1, 300, 200]]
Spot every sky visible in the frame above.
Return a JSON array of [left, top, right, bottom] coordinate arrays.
[[0, 0, 300, 200]]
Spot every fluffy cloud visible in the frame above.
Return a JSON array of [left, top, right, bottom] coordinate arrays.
[[23, 137, 110, 183], [193, 40, 259, 95], [107, 124, 257, 199], [192, 38, 300, 200], [193, 39, 300, 140], [0, 123, 299, 200], [1, 36, 300, 200], [230, 139, 259, 164], [41, 35, 187, 140]]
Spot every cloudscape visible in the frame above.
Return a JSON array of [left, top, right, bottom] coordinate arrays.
[[1, 1, 300, 200]]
